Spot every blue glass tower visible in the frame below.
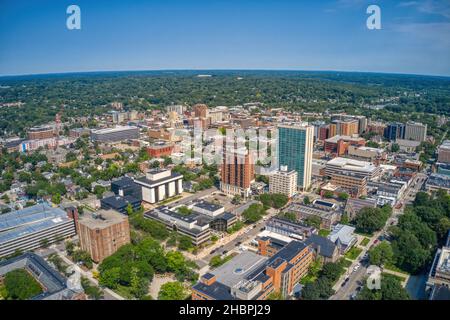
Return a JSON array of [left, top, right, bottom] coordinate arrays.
[[277, 124, 313, 190]]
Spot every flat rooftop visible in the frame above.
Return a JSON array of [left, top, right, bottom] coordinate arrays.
[[325, 135, 363, 143], [326, 157, 378, 173], [193, 201, 224, 212], [0, 204, 73, 243], [211, 251, 268, 289], [78, 209, 128, 229], [258, 230, 294, 244], [91, 125, 138, 134]]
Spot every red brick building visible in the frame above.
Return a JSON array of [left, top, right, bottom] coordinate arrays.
[[147, 143, 174, 158]]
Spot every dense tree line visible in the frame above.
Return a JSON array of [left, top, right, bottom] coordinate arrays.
[[353, 205, 392, 235], [301, 260, 347, 300], [258, 193, 289, 209], [388, 190, 450, 274], [98, 237, 198, 299], [2, 70, 449, 136]]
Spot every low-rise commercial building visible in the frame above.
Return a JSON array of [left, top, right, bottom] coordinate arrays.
[[192, 241, 314, 300], [284, 200, 341, 230], [0, 204, 76, 258], [322, 157, 382, 180], [347, 145, 386, 162], [330, 171, 368, 198], [90, 125, 139, 143], [100, 195, 141, 215], [265, 216, 316, 241], [426, 173, 450, 194], [144, 202, 237, 245], [396, 139, 421, 153], [367, 180, 407, 206]]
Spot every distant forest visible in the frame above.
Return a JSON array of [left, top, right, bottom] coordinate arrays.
[[1, 70, 449, 136]]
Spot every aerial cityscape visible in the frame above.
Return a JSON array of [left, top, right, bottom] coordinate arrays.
[[0, 0, 449, 305]]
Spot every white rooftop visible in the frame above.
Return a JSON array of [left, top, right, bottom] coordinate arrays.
[[326, 157, 378, 173], [91, 125, 138, 134]]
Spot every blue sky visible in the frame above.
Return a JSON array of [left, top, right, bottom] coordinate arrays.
[[0, 0, 450, 76]]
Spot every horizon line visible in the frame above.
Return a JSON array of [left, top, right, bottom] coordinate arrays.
[[1, 68, 450, 79]]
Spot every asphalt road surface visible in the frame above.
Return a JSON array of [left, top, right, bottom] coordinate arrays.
[[331, 173, 427, 300]]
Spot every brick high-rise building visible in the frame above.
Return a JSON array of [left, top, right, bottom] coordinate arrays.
[[220, 142, 255, 198], [193, 104, 209, 118], [318, 125, 330, 141], [27, 125, 55, 140], [77, 209, 131, 263]]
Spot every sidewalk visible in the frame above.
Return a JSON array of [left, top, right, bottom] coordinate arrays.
[[55, 250, 125, 300]]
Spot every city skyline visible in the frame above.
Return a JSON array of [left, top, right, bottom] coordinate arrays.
[[1, 0, 450, 76]]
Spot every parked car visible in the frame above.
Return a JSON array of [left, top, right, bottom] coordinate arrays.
[[341, 278, 350, 287]]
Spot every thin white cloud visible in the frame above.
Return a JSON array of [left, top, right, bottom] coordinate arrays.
[[392, 21, 450, 46], [398, 0, 450, 19]]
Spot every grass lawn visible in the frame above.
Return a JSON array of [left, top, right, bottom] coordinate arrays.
[[0, 284, 6, 300], [318, 229, 331, 237], [341, 259, 353, 268], [159, 195, 183, 206], [344, 247, 363, 260], [382, 272, 407, 283], [360, 237, 370, 247], [384, 263, 410, 276], [355, 231, 373, 238], [114, 284, 136, 299], [300, 274, 317, 285]]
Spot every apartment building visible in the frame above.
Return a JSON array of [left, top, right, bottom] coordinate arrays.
[[221, 145, 255, 198], [27, 125, 55, 140], [269, 166, 298, 198], [405, 121, 427, 142]]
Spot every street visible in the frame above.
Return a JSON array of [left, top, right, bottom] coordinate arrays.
[[331, 173, 426, 300]]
